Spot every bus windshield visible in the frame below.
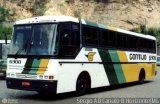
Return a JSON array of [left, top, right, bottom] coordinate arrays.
[[9, 24, 58, 56]]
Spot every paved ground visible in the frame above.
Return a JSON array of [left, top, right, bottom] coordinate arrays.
[[0, 67, 160, 104]]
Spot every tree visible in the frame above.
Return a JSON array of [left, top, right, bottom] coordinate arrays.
[[0, 25, 12, 40], [0, 6, 9, 21]]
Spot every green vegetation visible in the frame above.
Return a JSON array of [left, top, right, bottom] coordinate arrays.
[[130, 25, 160, 46], [0, 6, 9, 21], [0, 25, 12, 40]]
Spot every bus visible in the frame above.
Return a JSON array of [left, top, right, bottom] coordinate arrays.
[[6, 15, 157, 95], [0, 40, 10, 79]]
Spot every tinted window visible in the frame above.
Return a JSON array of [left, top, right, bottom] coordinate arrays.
[[117, 32, 124, 48], [129, 36, 136, 49], [83, 26, 99, 45], [59, 23, 80, 57], [100, 30, 108, 46], [108, 30, 116, 47], [123, 34, 128, 48]]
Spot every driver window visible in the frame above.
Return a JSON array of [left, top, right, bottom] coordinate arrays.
[[60, 22, 80, 57]]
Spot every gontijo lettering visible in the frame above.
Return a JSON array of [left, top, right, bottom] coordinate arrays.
[[129, 54, 147, 60]]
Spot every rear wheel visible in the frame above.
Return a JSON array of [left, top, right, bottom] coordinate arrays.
[[76, 73, 91, 96], [139, 69, 145, 83]]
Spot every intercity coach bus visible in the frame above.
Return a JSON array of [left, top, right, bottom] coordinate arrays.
[[6, 15, 157, 95]]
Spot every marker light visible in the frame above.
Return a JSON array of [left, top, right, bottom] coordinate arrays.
[[49, 76, 54, 80]]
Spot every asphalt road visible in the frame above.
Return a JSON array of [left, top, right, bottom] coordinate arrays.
[[0, 67, 160, 104]]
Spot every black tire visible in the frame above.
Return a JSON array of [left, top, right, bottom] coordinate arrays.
[[139, 70, 145, 84], [76, 74, 90, 96]]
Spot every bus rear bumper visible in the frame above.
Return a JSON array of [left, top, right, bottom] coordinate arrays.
[[6, 78, 57, 93]]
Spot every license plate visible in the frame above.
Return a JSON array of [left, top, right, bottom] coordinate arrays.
[[22, 81, 30, 86]]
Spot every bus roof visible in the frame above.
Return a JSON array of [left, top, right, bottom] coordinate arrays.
[[14, 15, 156, 40], [0, 40, 11, 44]]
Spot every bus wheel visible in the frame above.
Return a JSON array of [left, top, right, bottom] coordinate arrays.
[[139, 69, 145, 84], [76, 73, 91, 96]]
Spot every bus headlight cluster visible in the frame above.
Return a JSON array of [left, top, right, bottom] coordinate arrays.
[[38, 75, 54, 80], [7, 73, 15, 77], [7, 73, 10, 76], [39, 75, 43, 79]]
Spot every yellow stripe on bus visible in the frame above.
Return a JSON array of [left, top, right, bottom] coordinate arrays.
[[117, 51, 139, 82], [36, 59, 49, 74]]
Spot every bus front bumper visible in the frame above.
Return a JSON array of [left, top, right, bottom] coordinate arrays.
[[6, 78, 57, 93]]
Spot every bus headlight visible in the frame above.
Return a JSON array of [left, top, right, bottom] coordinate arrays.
[[10, 73, 15, 77], [39, 75, 43, 79], [7, 73, 11, 77], [38, 75, 54, 80], [44, 75, 48, 79]]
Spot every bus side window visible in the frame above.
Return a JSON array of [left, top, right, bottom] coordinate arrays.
[[117, 32, 124, 48], [100, 30, 108, 46], [83, 26, 99, 46], [108, 30, 116, 47], [129, 36, 136, 50], [60, 23, 80, 57]]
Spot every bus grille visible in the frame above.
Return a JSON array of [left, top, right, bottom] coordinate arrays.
[[16, 74, 37, 79]]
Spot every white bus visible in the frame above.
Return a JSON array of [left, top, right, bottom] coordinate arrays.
[[6, 15, 157, 95], [0, 40, 10, 79]]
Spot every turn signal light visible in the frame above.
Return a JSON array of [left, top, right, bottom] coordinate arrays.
[[49, 76, 54, 80]]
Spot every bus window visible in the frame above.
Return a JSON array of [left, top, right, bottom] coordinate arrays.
[[117, 32, 124, 48], [108, 30, 116, 47], [151, 41, 156, 53], [147, 40, 154, 52], [124, 34, 128, 49], [129, 36, 136, 50], [83, 26, 99, 46], [10, 26, 31, 55], [59, 23, 80, 57], [30, 25, 50, 54], [100, 30, 108, 46]]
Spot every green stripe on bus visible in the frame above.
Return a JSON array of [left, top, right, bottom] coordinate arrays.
[[98, 49, 119, 85], [22, 58, 34, 74], [108, 50, 126, 84], [97, 24, 106, 29], [28, 59, 41, 74], [85, 20, 107, 29], [85, 20, 99, 27]]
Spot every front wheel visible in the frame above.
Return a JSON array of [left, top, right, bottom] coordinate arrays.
[[76, 75, 89, 96]]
